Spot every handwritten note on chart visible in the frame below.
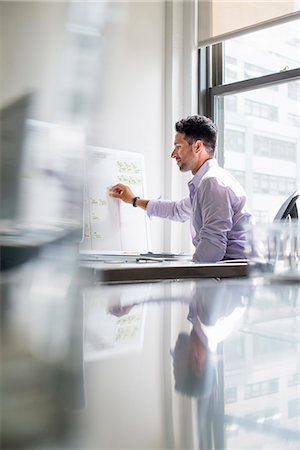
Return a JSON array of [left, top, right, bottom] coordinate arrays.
[[80, 147, 149, 252]]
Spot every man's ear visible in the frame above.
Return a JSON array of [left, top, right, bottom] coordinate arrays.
[[194, 139, 204, 153]]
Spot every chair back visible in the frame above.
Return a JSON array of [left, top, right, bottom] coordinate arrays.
[[273, 190, 300, 221]]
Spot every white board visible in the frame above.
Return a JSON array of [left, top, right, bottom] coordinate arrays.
[[80, 146, 149, 253]]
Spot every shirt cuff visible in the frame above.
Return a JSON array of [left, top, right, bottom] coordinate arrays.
[[146, 200, 156, 218]]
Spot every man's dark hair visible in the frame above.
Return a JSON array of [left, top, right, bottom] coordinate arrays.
[[175, 115, 217, 156], [173, 332, 217, 398]]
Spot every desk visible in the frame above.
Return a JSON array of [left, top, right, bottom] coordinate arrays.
[[79, 277, 300, 450], [80, 260, 248, 284], [2, 259, 299, 450]]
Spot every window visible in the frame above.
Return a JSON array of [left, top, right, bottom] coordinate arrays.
[[288, 398, 300, 418], [223, 20, 300, 85], [244, 378, 279, 400], [244, 99, 278, 121], [225, 387, 238, 404], [288, 81, 300, 101], [244, 62, 268, 79], [225, 129, 245, 152], [207, 17, 300, 223], [244, 63, 279, 91], [226, 55, 237, 66], [253, 173, 296, 196], [226, 68, 238, 81], [254, 135, 296, 161], [288, 372, 300, 387], [253, 334, 291, 357], [289, 113, 300, 127], [224, 96, 237, 112]]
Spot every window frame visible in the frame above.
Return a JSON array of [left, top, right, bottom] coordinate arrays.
[[198, 36, 300, 162], [198, 29, 300, 220], [210, 65, 300, 120]]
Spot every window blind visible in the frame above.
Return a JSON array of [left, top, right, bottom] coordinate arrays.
[[198, 0, 300, 47]]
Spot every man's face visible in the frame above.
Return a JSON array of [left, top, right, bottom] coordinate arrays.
[[173, 331, 207, 384], [171, 132, 196, 173]]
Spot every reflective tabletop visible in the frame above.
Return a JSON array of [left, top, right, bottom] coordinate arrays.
[[74, 277, 300, 450], [2, 266, 300, 449]]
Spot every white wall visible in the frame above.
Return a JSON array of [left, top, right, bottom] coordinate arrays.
[[88, 1, 166, 251]]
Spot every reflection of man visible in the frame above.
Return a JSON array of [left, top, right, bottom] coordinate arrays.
[[110, 115, 253, 263], [172, 283, 246, 397], [173, 331, 216, 398]]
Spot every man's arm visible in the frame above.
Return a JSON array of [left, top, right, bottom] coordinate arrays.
[[109, 183, 149, 209], [110, 183, 191, 222]]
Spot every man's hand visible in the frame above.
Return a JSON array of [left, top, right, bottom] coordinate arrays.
[[109, 183, 135, 204]]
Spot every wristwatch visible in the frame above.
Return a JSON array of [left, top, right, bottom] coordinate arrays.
[[132, 196, 140, 207]]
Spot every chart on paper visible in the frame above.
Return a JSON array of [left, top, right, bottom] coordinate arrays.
[[80, 146, 149, 253]]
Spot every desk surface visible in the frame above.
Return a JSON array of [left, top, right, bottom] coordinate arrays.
[[2, 270, 300, 449], [79, 277, 300, 449], [80, 260, 248, 283]]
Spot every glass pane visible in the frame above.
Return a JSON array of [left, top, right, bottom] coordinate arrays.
[[224, 18, 300, 84], [216, 81, 300, 223]]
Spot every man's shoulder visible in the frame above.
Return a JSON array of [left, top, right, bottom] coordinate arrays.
[[198, 168, 246, 197], [202, 166, 242, 187], [200, 169, 222, 186], [197, 175, 222, 196]]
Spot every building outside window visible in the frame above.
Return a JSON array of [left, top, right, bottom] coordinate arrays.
[[224, 387, 238, 404], [289, 112, 300, 127], [244, 378, 279, 400], [288, 372, 300, 387], [205, 18, 300, 222], [225, 129, 245, 153], [288, 81, 300, 100], [253, 135, 296, 161], [244, 99, 278, 121], [288, 398, 300, 418]]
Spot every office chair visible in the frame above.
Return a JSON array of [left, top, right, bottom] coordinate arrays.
[[273, 189, 300, 221]]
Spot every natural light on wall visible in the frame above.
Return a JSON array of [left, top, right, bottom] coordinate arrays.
[[198, 0, 300, 46]]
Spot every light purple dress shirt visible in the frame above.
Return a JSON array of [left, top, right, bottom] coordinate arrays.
[[146, 159, 253, 263]]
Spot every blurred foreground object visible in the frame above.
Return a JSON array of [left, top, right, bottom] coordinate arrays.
[[0, 234, 84, 449], [0, 0, 110, 448], [246, 221, 300, 280]]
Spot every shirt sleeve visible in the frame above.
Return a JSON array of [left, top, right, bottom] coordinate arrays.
[[146, 197, 191, 222], [192, 177, 234, 263]]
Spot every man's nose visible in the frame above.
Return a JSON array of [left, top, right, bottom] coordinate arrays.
[[171, 148, 177, 158]]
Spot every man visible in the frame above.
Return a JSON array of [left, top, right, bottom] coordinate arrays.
[[110, 115, 253, 262]]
